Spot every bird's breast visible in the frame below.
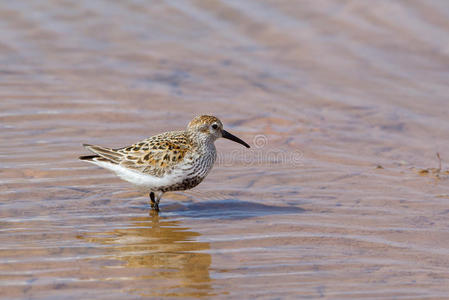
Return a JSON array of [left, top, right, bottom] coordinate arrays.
[[184, 148, 216, 179], [157, 152, 216, 192]]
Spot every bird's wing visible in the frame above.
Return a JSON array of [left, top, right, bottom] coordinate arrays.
[[83, 131, 193, 177]]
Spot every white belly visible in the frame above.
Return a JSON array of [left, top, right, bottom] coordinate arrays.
[[88, 160, 184, 190]]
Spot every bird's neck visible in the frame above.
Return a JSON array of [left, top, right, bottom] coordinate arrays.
[[188, 131, 216, 153]]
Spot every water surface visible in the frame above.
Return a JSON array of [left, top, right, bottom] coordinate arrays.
[[1, 1, 449, 299]]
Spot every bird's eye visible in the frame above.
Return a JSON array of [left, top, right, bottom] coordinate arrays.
[[211, 124, 218, 130]]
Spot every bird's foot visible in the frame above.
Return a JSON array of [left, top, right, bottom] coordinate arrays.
[[150, 203, 160, 212]]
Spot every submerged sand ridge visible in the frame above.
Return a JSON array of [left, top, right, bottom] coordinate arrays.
[[1, 1, 449, 299]]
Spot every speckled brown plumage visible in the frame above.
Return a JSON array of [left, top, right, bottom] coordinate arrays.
[[117, 131, 193, 177]]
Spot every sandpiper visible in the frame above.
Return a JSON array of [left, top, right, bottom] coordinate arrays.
[[80, 115, 250, 211]]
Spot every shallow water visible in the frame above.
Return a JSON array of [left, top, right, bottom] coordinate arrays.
[[1, 1, 449, 299]]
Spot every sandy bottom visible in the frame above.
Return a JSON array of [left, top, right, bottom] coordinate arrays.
[[1, 1, 449, 299]]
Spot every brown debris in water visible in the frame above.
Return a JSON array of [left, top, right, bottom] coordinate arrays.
[[415, 153, 449, 179]]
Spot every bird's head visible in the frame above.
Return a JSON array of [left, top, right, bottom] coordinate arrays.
[[187, 115, 250, 148]]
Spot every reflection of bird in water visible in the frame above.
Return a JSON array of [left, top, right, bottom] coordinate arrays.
[[80, 115, 250, 212], [82, 213, 214, 298]]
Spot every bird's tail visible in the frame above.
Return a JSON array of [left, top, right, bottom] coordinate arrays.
[[80, 144, 122, 164], [79, 154, 100, 161]]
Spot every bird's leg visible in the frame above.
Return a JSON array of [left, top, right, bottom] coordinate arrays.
[[149, 191, 155, 208], [156, 192, 164, 209], [149, 192, 159, 212], [156, 191, 163, 206]]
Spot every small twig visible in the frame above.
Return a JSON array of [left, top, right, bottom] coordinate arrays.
[[436, 152, 442, 173]]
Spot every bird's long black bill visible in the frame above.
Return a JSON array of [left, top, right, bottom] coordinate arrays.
[[222, 130, 250, 148]]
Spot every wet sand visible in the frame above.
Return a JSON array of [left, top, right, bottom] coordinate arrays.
[[1, 1, 449, 299]]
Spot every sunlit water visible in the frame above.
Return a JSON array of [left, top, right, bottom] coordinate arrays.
[[1, 1, 449, 299]]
